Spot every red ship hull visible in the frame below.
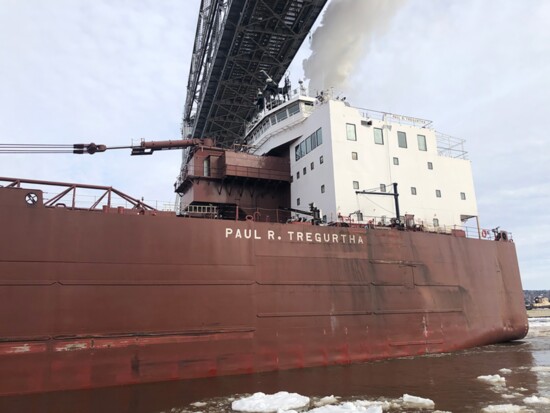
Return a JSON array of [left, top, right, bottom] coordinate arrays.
[[0, 187, 528, 395]]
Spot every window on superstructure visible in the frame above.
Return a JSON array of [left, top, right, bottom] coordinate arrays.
[[297, 171, 300, 179], [398, 131, 407, 148], [295, 128, 322, 161], [290, 175, 293, 183], [411, 187, 417, 195], [427, 161, 433, 170], [276, 110, 288, 122], [436, 189, 442, 198], [380, 184, 387, 193], [352, 152, 358, 160], [297, 198, 301, 206], [320, 155, 324, 164], [374, 128, 384, 145], [346, 123, 357, 141], [460, 192, 466, 200], [310, 162, 314, 170], [321, 185, 325, 193], [433, 218, 439, 227], [303, 167, 307, 175], [353, 181, 360, 190], [203, 158, 210, 177], [417, 134, 427, 151], [393, 157, 399, 165], [287, 103, 300, 116]]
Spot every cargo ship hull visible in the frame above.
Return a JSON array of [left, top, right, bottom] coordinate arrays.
[[0, 187, 528, 395]]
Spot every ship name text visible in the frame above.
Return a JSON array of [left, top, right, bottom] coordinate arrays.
[[224, 228, 364, 244]]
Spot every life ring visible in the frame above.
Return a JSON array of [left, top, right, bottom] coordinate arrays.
[[481, 229, 488, 238], [245, 214, 254, 221]]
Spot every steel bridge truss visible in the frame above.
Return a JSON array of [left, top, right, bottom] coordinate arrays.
[[184, 0, 327, 144]]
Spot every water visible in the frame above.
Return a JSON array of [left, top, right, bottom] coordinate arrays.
[[2, 319, 550, 413]]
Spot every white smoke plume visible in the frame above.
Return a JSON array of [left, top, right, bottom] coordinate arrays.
[[303, 0, 407, 94]]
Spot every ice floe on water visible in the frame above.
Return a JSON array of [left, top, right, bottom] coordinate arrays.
[[478, 374, 507, 385], [480, 404, 532, 412], [231, 392, 310, 412], [228, 392, 437, 413], [499, 368, 513, 374], [402, 394, 435, 409], [523, 395, 550, 405]]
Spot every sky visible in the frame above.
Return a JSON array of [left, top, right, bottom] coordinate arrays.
[[0, 0, 548, 289]]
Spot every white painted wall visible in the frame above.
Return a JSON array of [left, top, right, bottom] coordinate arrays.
[[253, 97, 478, 228]]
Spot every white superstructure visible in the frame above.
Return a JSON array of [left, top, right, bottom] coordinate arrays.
[[246, 91, 477, 230]]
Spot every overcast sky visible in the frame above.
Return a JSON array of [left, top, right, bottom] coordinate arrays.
[[0, 0, 548, 289]]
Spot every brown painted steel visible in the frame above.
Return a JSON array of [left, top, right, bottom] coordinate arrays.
[[0, 187, 528, 395]]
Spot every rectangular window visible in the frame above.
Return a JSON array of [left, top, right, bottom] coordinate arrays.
[[203, 157, 210, 177], [352, 152, 358, 160], [460, 192, 466, 200], [287, 103, 300, 116], [303, 167, 307, 175], [316, 128, 323, 145], [290, 175, 293, 183], [321, 185, 325, 193], [346, 123, 357, 141], [320, 155, 324, 164], [433, 218, 439, 227], [276, 110, 288, 122], [393, 157, 399, 165], [374, 128, 384, 145], [427, 161, 433, 170], [305, 136, 311, 154], [297, 198, 300, 206], [417, 134, 427, 151], [398, 131, 407, 148], [411, 187, 417, 195], [353, 181, 360, 190], [380, 184, 387, 193], [310, 162, 314, 170], [436, 189, 442, 198], [297, 171, 300, 179]]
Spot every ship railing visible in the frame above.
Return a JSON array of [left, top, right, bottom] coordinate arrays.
[[0, 177, 176, 212], [436, 132, 468, 160]]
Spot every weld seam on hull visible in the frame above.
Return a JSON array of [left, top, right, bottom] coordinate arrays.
[[369, 259, 424, 266], [0, 327, 257, 343], [374, 309, 463, 315], [0, 280, 255, 286], [257, 280, 371, 286], [390, 339, 445, 346], [257, 311, 372, 318]]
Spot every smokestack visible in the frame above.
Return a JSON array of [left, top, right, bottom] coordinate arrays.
[[303, 0, 407, 94]]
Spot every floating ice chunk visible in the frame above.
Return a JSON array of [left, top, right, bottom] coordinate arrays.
[[354, 400, 392, 410], [501, 394, 518, 399], [530, 366, 550, 372], [480, 404, 527, 412], [524, 395, 550, 405], [231, 392, 310, 412], [402, 394, 435, 409], [308, 402, 381, 413], [191, 401, 207, 407], [477, 375, 506, 385], [313, 396, 339, 407], [499, 368, 512, 374]]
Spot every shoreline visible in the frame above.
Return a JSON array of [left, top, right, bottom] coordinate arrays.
[[527, 309, 550, 318]]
